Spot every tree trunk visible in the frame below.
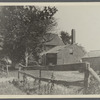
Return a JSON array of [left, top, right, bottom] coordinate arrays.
[[25, 48, 29, 67]]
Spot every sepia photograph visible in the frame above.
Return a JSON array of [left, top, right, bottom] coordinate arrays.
[[0, 2, 99, 96]]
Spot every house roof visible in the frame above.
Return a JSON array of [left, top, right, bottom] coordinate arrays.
[[45, 34, 64, 46], [40, 44, 86, 56], [40, 45, 66, 55], [45, 45, 66, 53], [83, 50, 100, 58]]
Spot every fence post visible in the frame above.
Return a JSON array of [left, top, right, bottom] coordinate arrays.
[[6, 65, 9, 76], [18, 66, 21, 84], [84, 62, 90, 94], [88, 67, 100, 83], [18, 71, 19, 79], [39, 69, 41, 93], [18, 71, 20, 85]]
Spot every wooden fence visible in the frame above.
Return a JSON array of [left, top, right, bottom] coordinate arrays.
[[0, 64, 9, 75], [18, 62, 100, 94]]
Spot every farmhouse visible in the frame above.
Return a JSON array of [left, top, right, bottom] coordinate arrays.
[[43, 33, 64, 51], [82, 50, 100, 71], [41, 29, 86, 65], [29, 33, 64, 63]]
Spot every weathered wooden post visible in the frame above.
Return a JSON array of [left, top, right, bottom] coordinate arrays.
[[88, 67, 100, 83], [39, 69, 41, 93], [18, 71, 20, 80], [84, 62, 90, 94], [23, 73, 27, 88], [50, 72, 55, 94], [18, 67, 21, 78], [6, 65, 9, 76], [18, 66, 21, 84]]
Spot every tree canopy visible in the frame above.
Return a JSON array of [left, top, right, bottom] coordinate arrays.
[[0, 6, 58, 65], [60, 31, 71, 45]]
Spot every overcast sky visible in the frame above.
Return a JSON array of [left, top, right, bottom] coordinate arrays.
[[49, 3, 100, 51], [1, 3, 100, 51]]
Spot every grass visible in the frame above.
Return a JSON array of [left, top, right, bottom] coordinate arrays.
[[20, 70, 84, 81], [0, 71, 26, 95], [0, 81, 26, 95], [11, 70, 100, 95], [10, 70, 84, 95], [0, 69, 94, 95], [86, 75, 100, 94], [12, 77, 83, 95]]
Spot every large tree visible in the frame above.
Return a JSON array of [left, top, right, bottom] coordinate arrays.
[[60, 31, 71, 45], [0, 6, 57, 66]]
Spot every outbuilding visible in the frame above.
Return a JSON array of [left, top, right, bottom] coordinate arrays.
[[82, 50, 100, 71], [41, 44, 86, 65]]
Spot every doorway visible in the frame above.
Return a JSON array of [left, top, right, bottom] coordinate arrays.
[[46, 53, 57, 65]]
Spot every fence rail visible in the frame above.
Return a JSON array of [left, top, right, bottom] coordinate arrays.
[[19, 62, 87, 71], [18, 62, 100, 94], [18, 70, 84, 87], [18, 62, 89, 94]]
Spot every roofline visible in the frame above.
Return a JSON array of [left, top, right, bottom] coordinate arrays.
[[89, 50, 100, 52], [45, 44, 59, 46], [82, 56, 100, 59], [46, 53, 57, 54]]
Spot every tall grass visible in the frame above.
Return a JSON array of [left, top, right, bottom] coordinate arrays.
[[86, 76, 100, 94], [12, 72, 84, 95]]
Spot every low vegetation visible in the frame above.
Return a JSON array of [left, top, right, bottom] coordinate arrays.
[[0, 70, 100, 95]]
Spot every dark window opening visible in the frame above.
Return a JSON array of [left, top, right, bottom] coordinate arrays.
[[46, 53, 57, 65]]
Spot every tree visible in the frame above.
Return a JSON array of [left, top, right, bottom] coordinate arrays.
[[60, 31, 71, 45], [0, 6, 57, 66]]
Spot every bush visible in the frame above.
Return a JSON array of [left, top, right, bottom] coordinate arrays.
[[87, 76, 100, 94]]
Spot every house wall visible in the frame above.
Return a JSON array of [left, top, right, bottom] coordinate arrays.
[[44, 45, 56, 51], [82, 57, 100, 71], [57, 44, 85, 65], [57, 51, 63, 65]]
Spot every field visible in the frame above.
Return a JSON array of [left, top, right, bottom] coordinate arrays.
[[0, 70, 85, 95]]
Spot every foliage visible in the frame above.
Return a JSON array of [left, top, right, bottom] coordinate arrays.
[[0, 6, 57, 64], [87, 76, 100, 94], [60, 31, 71, 45]]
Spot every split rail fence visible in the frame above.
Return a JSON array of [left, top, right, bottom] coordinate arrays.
[[18, 62, 100, 94]]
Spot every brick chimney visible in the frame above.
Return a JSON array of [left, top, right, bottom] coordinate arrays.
[[71, 29, 75, 44]]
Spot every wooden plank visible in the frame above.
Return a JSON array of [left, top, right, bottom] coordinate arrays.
[[18, 71, 84, 87], [39, 70, 41, 91], [88, 67, 100, 83], [84, 63, 89, 94], [18, 71, 20, 79], [6, 65, 9, 75], [19, 62, 87, 71], [45, 63, 86, 71], [19, 71, 36, 79]]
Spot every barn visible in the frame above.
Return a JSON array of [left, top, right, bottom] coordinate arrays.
[[41, 44, 86, 65], [82, 50, 100, 71]]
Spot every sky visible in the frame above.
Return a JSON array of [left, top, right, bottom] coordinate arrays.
[[49, 3, 100, 52], [1, 3, 100, 52]]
